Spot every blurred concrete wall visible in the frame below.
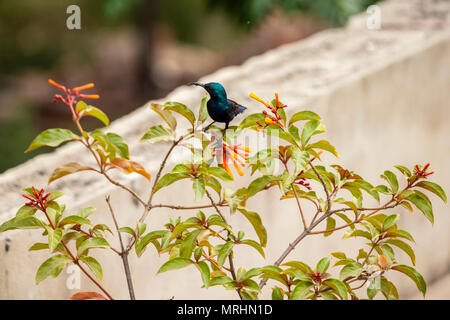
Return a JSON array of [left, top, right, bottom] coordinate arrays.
[[0, 0, 449, 299]]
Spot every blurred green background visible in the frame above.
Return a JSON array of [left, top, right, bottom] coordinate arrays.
[[0, 0, 381, 173]]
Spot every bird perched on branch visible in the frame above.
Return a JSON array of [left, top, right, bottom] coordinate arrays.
[[189, 82, 246, 132]]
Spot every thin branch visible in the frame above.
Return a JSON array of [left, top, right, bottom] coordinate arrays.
[[102, 172, 147, 207], [151, 202, 227, 210], [309, 162, 331, 212], [292, 186, 307, 230], [309, 201, 396, 235], [105, 196, 136, 300], [126, 136, 185, 252], [205, 190, 242, 300], [259, 199, 399, 289]]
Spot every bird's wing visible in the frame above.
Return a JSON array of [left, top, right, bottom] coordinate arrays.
[[226, 99, 247, 118]]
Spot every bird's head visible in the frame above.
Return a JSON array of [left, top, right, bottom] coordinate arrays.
[[189, 82, 227, 100]]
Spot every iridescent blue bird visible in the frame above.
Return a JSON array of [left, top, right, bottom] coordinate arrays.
[[189, 82, 246, 132]]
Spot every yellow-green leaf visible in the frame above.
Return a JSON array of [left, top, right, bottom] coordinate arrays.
[[26, 129, 79, 153]]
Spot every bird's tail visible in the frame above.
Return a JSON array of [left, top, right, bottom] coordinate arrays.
[[236, 104, 246, 115]]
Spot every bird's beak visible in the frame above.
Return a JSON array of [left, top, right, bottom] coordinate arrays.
[[189, 82, 204, 87]]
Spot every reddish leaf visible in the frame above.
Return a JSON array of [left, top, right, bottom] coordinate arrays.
[[69, 292, 107, 300], [107, 158, 151, 181], [48, 162, 93, 184]]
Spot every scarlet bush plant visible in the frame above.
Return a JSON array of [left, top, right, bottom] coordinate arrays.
[[0, 79, 447, 300]]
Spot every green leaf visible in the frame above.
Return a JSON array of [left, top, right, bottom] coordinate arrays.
[[207, 167, 233, 182], [238, 209, 267, 247], [136, 230, 167, 257], [385, 229, 415, 243], [137, 222, 147, 237], [382, 171, 399, 193], [242, 279, 261, 293], [80, 256, 103, 280], [140, 125, 174, 143], [59, 215, 91, 227], [209, 276, 234, 286], [340, 262, 363, 280], [0, 216, 44, 232], [15, 205, 37, 220], [290, 146, 309, 175], [238, 113, 265, 130], [180, 229, 202, 259], [195, 261, 210, 288], [150, 103, 177, 130], [162, 102, 196, 125], [29, 243, 50, 251], [153, 172, 190, 194], [26, 129, 79, 153], [323, 279, 348, 300], [324, 217, 336, 237], [307, 140, 339, 157], [36, 255, 72, 283], [392, 265, 426, 296], [289, 111, 321, 126], [76, 101, 110, 126], [206, 176, 222, 195], [76, 207, 96, 218], [272, 287, 284, 300], [46, 191, 65, 202], [240, 239, 265, 258], [331, 252, 347, 260], [46, 227, 63, 252], [77, 238, 109, 256], [301, 120, 321, 146], [118, 227, 136, 237], [193, 176, 206, 202], [407, 191, 434, 224], [217, 241, 234, 267], [157, 257, 192, 273], [282, 261, 313, 274], [415, 181, 447, 203], [247, 175, 276, 197], [290, 281, 313, 300], [107, 133, 129, 160], [382, 214, 399, 231], [384, 239, 416, 265], [316, 257, 330, 273], [198, 96, 209, 123], [394, 165, 411, 178]]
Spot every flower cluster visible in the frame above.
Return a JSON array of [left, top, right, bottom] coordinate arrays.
[[22, 187, 50, 211], [212, 140, 250, 178], [414, 163, 434, 178], [250, 92, 286, 132], [292, 151, 322, 191], [294, 170, 312, 190], [48, 79, 100, 120], [310, 271, 326, 284]]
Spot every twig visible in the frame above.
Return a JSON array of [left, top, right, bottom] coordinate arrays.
[[205, 190, 242, 300], [151, 202, 227, 210], [126, 136, 184, 252], [106, 196, 136, 300], [292, 186, 307, 230]]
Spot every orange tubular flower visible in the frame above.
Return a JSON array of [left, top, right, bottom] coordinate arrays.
[[73, 83, 94, 92], [213, 141, 251, 178], [79, 94, 100, 99], [249, 92, 286, 132], [48, 79, 100, 118], [48, 79, 66, 91]]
